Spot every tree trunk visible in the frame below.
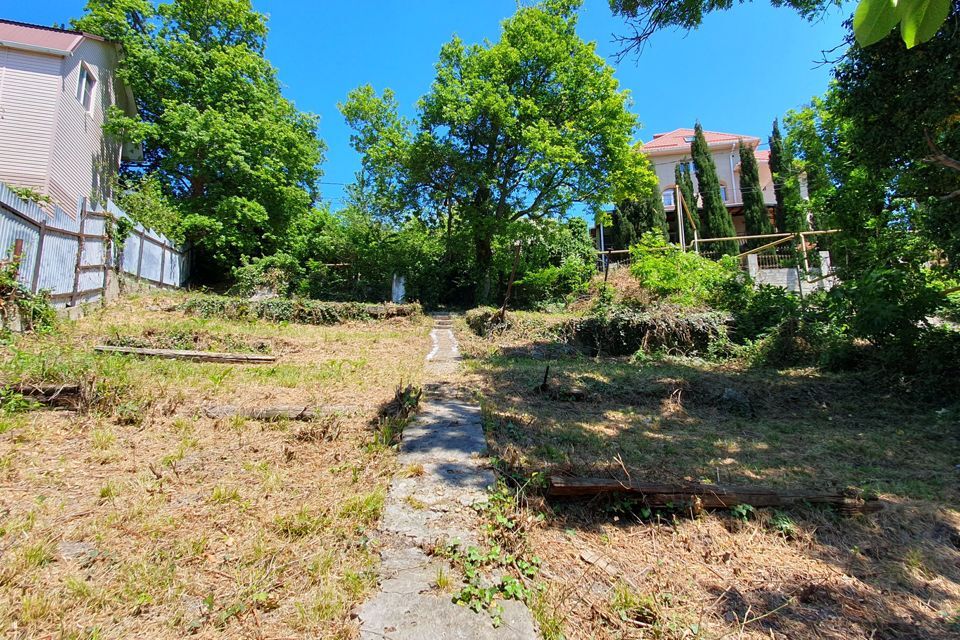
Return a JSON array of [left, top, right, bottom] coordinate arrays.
[[475, 231, 493, 305]]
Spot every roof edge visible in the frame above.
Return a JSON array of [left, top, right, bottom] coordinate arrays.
[[0, 18, 108, 43]]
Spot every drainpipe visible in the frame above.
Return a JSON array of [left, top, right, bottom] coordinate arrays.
[[729, 143, 738, 204]]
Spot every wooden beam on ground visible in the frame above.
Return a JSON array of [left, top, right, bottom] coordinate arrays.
[[94, 345, 276, 363], [12, 383, 80, 405], [548, 476, 882, 515], [202, 405, 356, 421]]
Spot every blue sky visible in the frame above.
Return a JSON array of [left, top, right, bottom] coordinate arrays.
[[7, 0, 852, 209]]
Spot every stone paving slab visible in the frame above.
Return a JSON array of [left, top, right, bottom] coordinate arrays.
[[357, 314, 537, 640]]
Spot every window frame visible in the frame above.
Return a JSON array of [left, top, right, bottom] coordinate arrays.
[[661, 188, 676, 207], [77, 64, 97, 113]]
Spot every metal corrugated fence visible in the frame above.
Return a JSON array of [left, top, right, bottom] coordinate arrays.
[[0, 182, 189, 306]]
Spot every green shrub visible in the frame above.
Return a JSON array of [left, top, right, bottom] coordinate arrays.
[[514, 258, 593, 309], [179, 294, 422, 325], [573, 305, 730, 357], [0, 256, 55, 334], [230, 253, 302, 297], [465, 307, 506, 337], [629, 233, 746, 309], [730, 284, 801, 343]]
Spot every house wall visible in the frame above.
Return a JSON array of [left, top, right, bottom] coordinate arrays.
[[0, 38, 122, 216], [0, 47, 62, 195], [650, 145, 776, 212], [48, 38, 122, 215]]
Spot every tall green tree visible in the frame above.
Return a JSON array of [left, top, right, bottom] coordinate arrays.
[[614, 188, 668, 248], [340, 0, 654, 303], [674, 161, 698, 242], [769, 119, 807, 233], [691, 123, 737, 255], [74, 0, 326, 274], [607, 206, 637, 251], [781, 11, 960, 345], [738, 140, 773, 240]]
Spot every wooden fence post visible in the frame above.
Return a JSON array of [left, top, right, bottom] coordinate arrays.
[[12, 239, 23, 278], [136, 230, 144, 279], [31, 220, 45, 293], [159, 242, 166, 286], [71, 200, 87, 306]]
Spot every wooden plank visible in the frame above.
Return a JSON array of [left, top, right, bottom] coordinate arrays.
[[548, 476, 882, 515], [203, 404, 356, 420], [94, 345, 276, 363], [31, 220, 45, 293]]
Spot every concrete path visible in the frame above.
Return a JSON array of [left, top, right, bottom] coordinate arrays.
[[356, 314, 537, 640]]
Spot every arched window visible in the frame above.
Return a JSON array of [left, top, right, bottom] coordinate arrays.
[[662, 188, 675, 207]]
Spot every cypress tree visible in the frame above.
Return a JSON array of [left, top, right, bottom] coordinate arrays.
[[738, 140, 773, 243], [608, 205, 637, 250], [674, 162, 699, 243], [691, 123, 738, 256], [769, 119, 787, 233], [769, 119, 808, 233], [615, 189, 669, 246]]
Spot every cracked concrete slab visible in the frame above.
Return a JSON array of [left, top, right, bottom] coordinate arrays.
[[356, 314, 537, 640]]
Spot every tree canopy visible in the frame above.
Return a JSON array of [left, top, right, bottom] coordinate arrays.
[[340, 0, 655, 302], [609, 0, 952, 56], [784, 9, 960, 344], [74, 0, 326, 274]]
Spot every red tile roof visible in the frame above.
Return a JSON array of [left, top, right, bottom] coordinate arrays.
[[642, 128, 761, 155]]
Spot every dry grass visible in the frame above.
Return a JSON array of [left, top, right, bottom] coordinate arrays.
[[0, 292, 430, 639], [458, 317, 960, 639]]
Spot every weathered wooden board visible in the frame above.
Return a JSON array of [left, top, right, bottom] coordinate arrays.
[[94, 345, 275, 363], [548, 476, 882, 515], [202, 405, 356, 421]]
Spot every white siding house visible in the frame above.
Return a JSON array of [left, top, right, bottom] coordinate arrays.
[[0, 19, 139, 216]]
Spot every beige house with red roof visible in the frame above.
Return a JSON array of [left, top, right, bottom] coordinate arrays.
[[641, 128, 777, 239], [0, 19, 139, 216]]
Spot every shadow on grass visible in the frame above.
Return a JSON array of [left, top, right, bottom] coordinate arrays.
[[468, 345, 960, 639]]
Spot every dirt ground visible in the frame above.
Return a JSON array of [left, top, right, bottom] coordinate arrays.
[[0, 292, 430, 639], [457, 317, 960, 640]]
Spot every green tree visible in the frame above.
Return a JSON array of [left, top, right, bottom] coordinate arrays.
[[607, 206, 638, 251], [340, 0, 654, 303], [781, 12, 959, 345], [691, 123, 737, 255], [674, 161, 699, 242], [738, 140, 773, 240], [74, 0, 326, 275], [769, 119, 807, 233], [614, 188, 669, 248]]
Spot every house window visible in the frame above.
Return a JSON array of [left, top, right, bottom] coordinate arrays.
[[683, 136, 695, 143], [719, 184, 728, 202], [662, 189, 675, 207], [77, 66, 96, 112]]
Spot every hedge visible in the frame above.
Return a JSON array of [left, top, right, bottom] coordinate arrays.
[[178, 295, 423, 325]]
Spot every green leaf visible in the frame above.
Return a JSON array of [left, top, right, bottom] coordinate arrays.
[[853, 0, 900, 47], [899, 0, 951, 48]]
